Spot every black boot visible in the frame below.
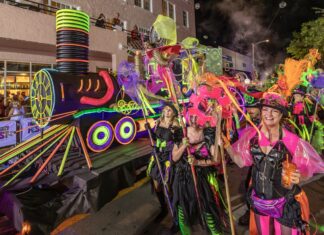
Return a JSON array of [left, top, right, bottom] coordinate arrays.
[[154, 191, 168, 222]]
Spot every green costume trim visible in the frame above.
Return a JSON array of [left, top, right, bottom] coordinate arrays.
[[205, 213, 221, 235], [156, 138, 167, 151], [164, 160, 171, 183], [146, 155, 155, 176], [178, 206, 191, 235], [207, 173, 228, 211]]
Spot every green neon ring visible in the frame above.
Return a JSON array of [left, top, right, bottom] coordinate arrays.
[[56, 19, 89, 26], [92, 126, 110, 146], [56, 15, 89, 23], [56, 9, 89, 19], [56, 23, 89, 31], [56, 17, 89, 22], [56, 21, 89, 28], [56, 24, 89, 32], [56, 23, 89, 29], [56, 14, 89, 21], [120, 122, 134, 139], [56, 16, 89, 22]]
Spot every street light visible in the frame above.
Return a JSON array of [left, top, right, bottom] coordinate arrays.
[[252, 39, 269, 79]]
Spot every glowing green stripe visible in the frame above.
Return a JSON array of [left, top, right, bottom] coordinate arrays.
[[56, 20, 89, 28], [58, 127, 75, 176], [56, 14, 89, 21], [56, 19, 89, 26], [56, 24, 89, 32], [0, 125, 58, 160], [3, 129, 68, 187], [56, 9, 89, 19], [73, 104, 163, 119], [0, 125, 67, 164], [134, 113, 161, 121]]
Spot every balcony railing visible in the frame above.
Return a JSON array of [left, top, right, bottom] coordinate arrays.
[[1, 0, 149, 43]]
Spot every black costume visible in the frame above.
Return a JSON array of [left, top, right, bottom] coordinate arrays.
[[172, 129, 228, 235], [247, 127, 308, 233]]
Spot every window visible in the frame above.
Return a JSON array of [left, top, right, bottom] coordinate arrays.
[[162, 0, 167, 15], [242, 63, 246, 68], [182, 11, 189, 27], [134, 0, 152, 12], [162, 0, 176, 21], [134, 0, 141, 7], [0, 61, 4, 71], [32, 64, 51, 72], [144, 0, 151, 10], [43, 0, 79, 10], [7, 62, 29, 72], [0, 61, 55, 99]]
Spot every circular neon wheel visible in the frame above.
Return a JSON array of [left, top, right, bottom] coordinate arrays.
[[114, 116, 137, 145], [86, 121, 114, 152], [30, 69, 55, 128]]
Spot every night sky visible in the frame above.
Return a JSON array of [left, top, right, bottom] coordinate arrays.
[[194, 0, 324, 74]]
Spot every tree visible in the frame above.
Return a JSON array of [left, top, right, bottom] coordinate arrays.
[[287, 17, 324, 67]]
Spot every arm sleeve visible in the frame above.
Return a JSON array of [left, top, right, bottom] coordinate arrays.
[[232, 127, 257, 167], [292, 138, 324, 180]]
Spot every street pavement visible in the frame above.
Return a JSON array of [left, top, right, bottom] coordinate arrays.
[[57, 165, 324, 235]]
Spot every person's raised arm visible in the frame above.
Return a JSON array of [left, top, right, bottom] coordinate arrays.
[[222, 136, 245, 168], [172, 138, 189, 162]]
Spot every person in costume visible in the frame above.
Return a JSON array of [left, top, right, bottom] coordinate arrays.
[[238, 89, 262, 226], [147, 102, 179, 219], [172, 114, 228, 235], [289, 85, 314, 141], [243, 89, 262, 128], [224, 92, 324, 235]]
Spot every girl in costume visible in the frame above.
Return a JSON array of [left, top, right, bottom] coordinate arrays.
[[172, 114, 228, 235], [147, 102, 179, 218], [224, 92, 324, 235]]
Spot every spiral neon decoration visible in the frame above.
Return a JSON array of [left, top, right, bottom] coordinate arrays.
[[86, 121, 114, 152], [114, 116, 137, 145]]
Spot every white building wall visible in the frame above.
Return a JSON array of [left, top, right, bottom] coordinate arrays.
[[0, 0, 196, 71]]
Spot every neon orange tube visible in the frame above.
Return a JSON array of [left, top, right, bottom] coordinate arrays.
[[30, 127, 72, 183], [76, 126, 92, 169]]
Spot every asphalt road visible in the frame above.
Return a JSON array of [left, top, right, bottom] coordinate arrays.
[[58, 164, 324, 235]]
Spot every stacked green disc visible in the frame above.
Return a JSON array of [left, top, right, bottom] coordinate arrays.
[[56, 9, 90, 74]]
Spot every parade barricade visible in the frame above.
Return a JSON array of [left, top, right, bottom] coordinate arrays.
[[19, 118, 41, 142], [0, 120, 17, 148], [0, 118, 42, 149]]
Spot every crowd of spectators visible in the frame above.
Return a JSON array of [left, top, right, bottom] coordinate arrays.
[[95, 12, 123, 30], [0, 91, 29, 121]]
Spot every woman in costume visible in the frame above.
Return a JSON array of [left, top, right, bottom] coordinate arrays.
[[172, 114, 228, 235], [147, 102, 179, 217], [224, 92, 324, 235]]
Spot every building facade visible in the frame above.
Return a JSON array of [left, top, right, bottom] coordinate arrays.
[[221, 46, 253, 78], [0, 0, 196, 100]]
